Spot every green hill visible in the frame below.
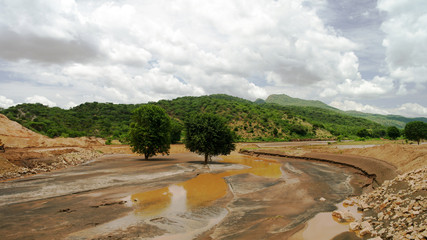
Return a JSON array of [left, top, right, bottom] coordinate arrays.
[[264, 94, 426, 128], [266, 94, 337, 110], [346, 111, 427, 129], [1, 94, 389, 142]]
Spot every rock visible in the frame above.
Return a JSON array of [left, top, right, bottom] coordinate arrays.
[[351, 167, 426, 240], [343, 199, 354, 206], [360, 227, 372, 236], [332, 210, 354, 222], [349, 222, 360, 231], [319, 197, 326, 202], [367, 237, 382, 240]]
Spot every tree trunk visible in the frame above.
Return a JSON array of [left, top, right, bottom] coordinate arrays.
[[145, 153, 149, 160], [204, 154, 209, 164]]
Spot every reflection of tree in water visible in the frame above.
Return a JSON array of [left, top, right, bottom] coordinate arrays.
[[131, 154, 283, 215]]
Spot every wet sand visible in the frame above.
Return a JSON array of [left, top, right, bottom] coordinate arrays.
[[0, 151, 374, 240]]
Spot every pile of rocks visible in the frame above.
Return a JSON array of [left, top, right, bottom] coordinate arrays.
[[340, 168, 426, 240], [56, 149, 103, 167], [0, 149, 103, 180]]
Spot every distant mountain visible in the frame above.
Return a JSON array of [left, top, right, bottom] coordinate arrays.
[[264, 94, 427, 128], [266, 94, 338, 110], [345, 111, 427, 129]]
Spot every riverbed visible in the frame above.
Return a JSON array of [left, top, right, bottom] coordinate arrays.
[[0, 151, 371, 239]]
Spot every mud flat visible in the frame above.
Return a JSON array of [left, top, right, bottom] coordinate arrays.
[[240, 149, 398, 186], [242, 143, 426, 240], [0, 150, 373, 240]]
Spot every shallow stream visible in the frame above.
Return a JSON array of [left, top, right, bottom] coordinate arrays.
[[113, 154, 366, 239]]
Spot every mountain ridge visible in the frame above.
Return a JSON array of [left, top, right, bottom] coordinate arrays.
[[264, 94, 426, 128]]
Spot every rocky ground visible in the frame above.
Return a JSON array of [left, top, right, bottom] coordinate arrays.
[[334, 168, 426, 240], [0, 148, 103, 180]]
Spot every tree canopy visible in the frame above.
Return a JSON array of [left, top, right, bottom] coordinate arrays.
[[128, 105, 171, 159], [387, 126, 400, 140], [184, 113, 235, 164], [404, 121, 427, 144]]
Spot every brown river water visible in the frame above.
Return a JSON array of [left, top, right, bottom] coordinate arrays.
[[0, 152, 369, 239]]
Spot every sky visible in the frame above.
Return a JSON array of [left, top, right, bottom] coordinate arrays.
[[0, 0, 426, 117]]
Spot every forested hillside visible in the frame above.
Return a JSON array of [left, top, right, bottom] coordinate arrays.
[[2, 102, 139, 141], [1, 94, 388, 142], [265, 94, 427, 128], [346, 111, 427, 129], [266, 94, 337, 110]]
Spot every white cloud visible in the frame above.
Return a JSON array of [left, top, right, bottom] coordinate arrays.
[[0, 0, 424, 116], [65, 101, 77, 109], [330, 100, 390, 115], [0, 0, 366, 105], [335, 76, 394, 97], [396, 103, 427, 118], [0, 95, 15, 109], [25, 95, 56, 107], [330, 100, 427, 118], [378, 0, 427, 87]]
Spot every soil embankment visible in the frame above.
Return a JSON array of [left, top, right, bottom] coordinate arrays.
[[0, 114, 106, 180], [337, 144, 426, 174], [0, 114, 105, 149]]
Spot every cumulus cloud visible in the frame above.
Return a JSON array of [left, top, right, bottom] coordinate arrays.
[[378, 0, 427, 89], [0, 0, 99, 63], [330, 100, 390, 115], [25, 95, 56, 107], [336, 76, 394, 97], [0, 95, 15, 109], [0, 0, 424, 116], [396, 103, 427, 118], [330, 100, 427, 118], [0, 0, 364, 105]]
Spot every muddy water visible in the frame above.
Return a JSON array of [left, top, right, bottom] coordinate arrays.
[[290, 202, 362, 240], [130, 155, 282, 216], [101, 154, 366, 239], [0, 152, 368, 240]]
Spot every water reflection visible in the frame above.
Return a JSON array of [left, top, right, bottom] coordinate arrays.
[[131, 154, 282, 215]]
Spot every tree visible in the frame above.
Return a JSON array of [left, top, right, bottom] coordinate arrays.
[[357, 128, 370, 138], [170, 119, 183, 144], [290, 124, 307, 136], [184, 113, 236, 164], [128, 105, 171, 159], [404, 121, 427, 145], [387, 126, 400, 140]]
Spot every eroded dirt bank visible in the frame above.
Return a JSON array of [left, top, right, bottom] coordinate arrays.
[[0, 151, 371, 240], [242, 143, 426, 240], [240, 149, 398, 187]]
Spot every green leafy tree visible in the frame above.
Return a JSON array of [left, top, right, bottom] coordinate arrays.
[[290, 124, 307, 136], [184, 113, 236, 164], [170, 119, 183, 144], [387, 126, 400, 140], [357, 128, 370, 138], [404, 121, 427, 145], [128, 105, 171, 159]]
